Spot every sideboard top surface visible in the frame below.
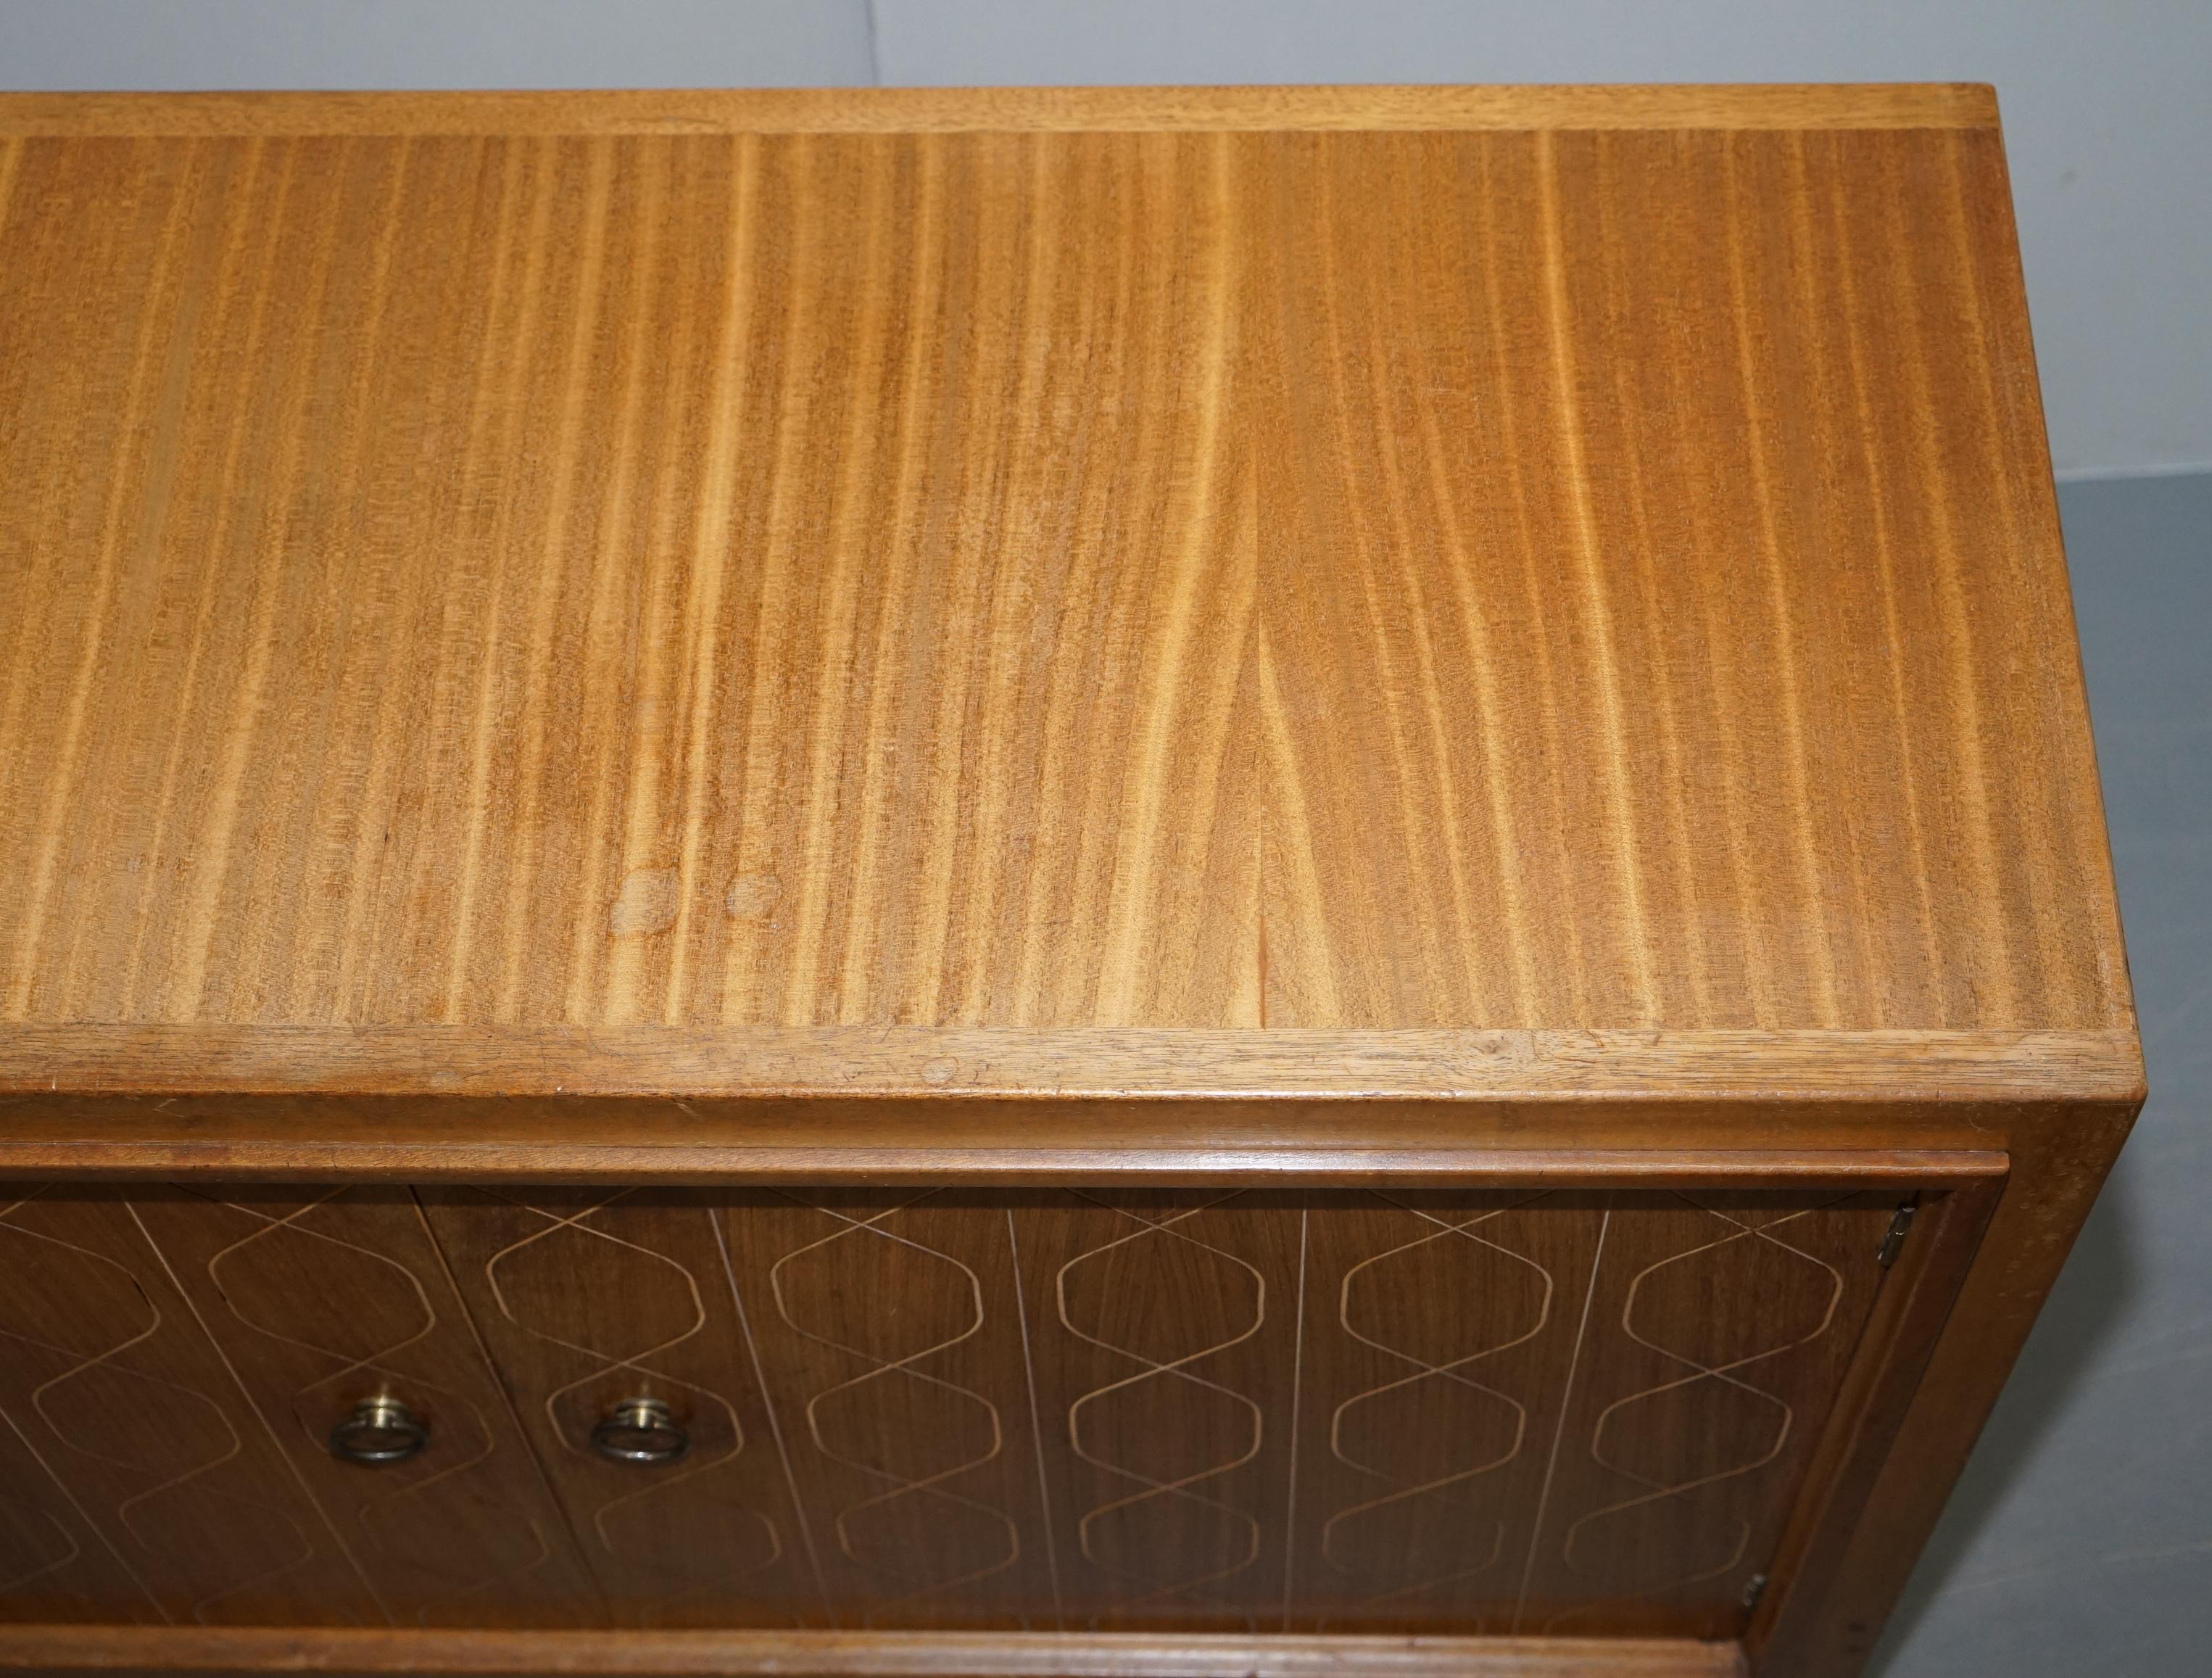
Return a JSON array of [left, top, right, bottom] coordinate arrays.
[[0, 86, 2139, 1112]]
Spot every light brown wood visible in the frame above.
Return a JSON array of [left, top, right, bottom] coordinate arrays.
[[0, 1025, 2145, 1102], [0, 90, 2130, 1130], [0, 1125, 2014, 1186], [0, 83, 1991, 136], [0, 1624, 1745, 1677]]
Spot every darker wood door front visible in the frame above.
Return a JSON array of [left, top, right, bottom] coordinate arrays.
[[2, 1187, 1901, 1638]]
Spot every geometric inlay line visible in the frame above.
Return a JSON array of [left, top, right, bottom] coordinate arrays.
[[480, 1190, 779, 1584], [1553, 1194, 1850, 1614], [769, 1192, 1019, 1626], [1056, 1193, 1264, 1625], [1320, 1193, 1554, 1608], [0, 1199, 318, 1623], [202, 1191, 551, 1624]]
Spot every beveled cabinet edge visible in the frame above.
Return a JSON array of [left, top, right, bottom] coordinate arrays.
[[0, 1023, 2145, 1101], [0, 1627, 1744, 1677], [0, 83, 1994, 137], [0, 1133, 2009, 1186], [0, 1021, 2142, 1175]]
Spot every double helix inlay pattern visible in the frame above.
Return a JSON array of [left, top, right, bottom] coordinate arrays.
[[1056, 1194, 1269, 1623], [0, 1186, 1897, 1637], [1321, 1196, 1554, 1608], [1546, 1196, 1853, 1629], [0, 1191, 327, 1624], [767, 1194, 1022, 1626]]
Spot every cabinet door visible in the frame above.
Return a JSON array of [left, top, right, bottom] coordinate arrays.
[[128, 1186, 602, 1628], [692, 1188, 1894, 1640], [1500, 1191, 1897, 1640], [1023, 1188, 1894, 1640], [5, 1183, 1911, 1638], [418, 1188, 822, 1628], [711, 1191, 1056, 1632], [0, 1187, 376, 1626]]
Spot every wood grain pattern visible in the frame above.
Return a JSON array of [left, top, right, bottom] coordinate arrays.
[[0, 1624, 1746, 1677], [0, 1025, 2146, 1102], [0, 83, 1992, 136], [0, 86, 2146, 1678], [0, 89, 2133, 1136]]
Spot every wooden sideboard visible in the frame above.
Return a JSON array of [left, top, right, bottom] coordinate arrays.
[[0, 86, 2141, 1678]]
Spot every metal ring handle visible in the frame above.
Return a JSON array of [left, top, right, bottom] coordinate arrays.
[[328, 1397, 428, 1466], [591, 1397, 689, 1466]]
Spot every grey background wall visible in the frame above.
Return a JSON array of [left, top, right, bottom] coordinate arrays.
[[1, 4, 2206, 1674]]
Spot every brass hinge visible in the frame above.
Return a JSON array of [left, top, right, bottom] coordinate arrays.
[[1878, 1202, 1918, 1268], [1741, 1572, 1768, 1613]]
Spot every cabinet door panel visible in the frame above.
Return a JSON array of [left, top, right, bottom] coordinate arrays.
[[714, 1191, 1054, 1631], [1286, 1189, 1611, 1634], [418, 1188, 823, 1628], [1509, 1191, 1897, 1640], [0, 1400, 154, 1625], [128, 1187, 602, 1628], [6, 1183, 1906, 1637], [1006, 1190, 1306, 1634], [0, 1187, 376, 1626]]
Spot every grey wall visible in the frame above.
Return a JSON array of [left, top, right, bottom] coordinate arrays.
[[0, 1, 874, 91], [1, 4, 2206, 1673], [0, 0, 2205, 476], [1879, 469, 2212, 1677]]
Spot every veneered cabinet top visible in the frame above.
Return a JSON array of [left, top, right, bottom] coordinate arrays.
[[0, 87, 2139, 1114]]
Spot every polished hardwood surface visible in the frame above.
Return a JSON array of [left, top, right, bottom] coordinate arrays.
[[0, 86, 2131, 1136], [0, 83, 1993, 135]]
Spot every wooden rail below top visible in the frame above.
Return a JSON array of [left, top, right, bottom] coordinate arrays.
[[0, 1627, 1746, 1678]]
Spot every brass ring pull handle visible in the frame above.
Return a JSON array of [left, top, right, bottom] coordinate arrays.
[[591, 1397, 689, 1466], [328, 1397, 428, 1466]]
